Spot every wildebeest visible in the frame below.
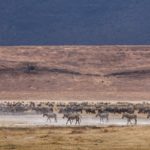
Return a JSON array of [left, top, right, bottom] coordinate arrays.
[[122, 113, 137, 125], [96, 112, 109, 123], [63, 113, 81, 125], [33, 106, 53, 114], [138, 106, 150, 114], [43, 113, 57, 122], [84, 107, 96, 114]]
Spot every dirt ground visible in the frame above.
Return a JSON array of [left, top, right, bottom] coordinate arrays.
[[0, 126, 150, 150]]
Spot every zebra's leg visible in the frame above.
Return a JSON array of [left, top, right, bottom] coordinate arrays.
[[129, 119, 132, 125], [78, 119, 80, 125], [77, 118, 80, 125], [77, 119, 80, 125], [100, 117, 102, 123], [71, 119, 73, 124], [66, 119, 69, 125], [47, 117, 50, 122], [55, 117, 57, 122], [127, 119, 129, 125], [79, 118, 81, 124], [135, 118, 137, 125], [104, 118, 106, 122], [70, 119, 72, 125], [75, 119, 77, 125], [107, 116, 109, 122]]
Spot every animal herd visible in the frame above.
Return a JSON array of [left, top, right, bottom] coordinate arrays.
[[0, 101, 150, 125]]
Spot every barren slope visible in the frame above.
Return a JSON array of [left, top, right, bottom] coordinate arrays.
[[0, 45, 150, 100]]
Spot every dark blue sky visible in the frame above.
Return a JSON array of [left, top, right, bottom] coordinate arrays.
[[0, 0, 150, 45]]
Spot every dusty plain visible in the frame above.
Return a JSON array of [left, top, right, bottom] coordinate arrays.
[[0, 126, 150, 150]]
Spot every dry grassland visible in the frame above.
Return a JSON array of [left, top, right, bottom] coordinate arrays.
[[0, 126, 150, 150]]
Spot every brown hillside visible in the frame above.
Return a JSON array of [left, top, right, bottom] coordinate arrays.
[[0, 45, 150, 100]]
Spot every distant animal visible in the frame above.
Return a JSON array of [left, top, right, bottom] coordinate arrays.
[[85, 108, 96, 114], [43, 113, 57, 122], [122, 113, 137, 125], [96, 112, 109, 123], [63, 113, 81, 125]]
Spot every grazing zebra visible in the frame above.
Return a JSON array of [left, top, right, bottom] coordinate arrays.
[[96, 112, 109, 123], [43, 113, 57, 122], [63, 113, 81, 125], [122, 113, 137, 125]]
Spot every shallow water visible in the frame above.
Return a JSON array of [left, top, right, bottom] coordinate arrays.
[[0, 113, 150, 127]]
